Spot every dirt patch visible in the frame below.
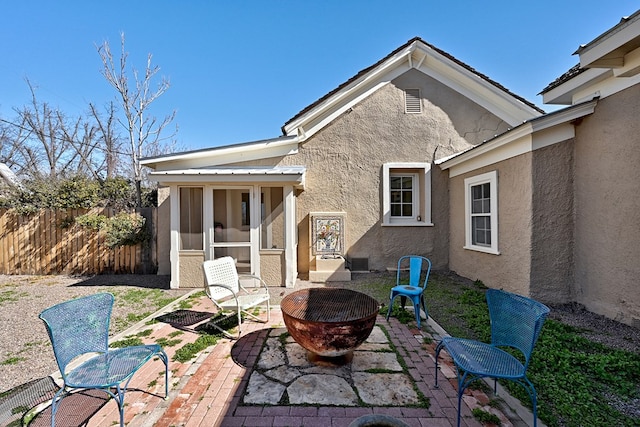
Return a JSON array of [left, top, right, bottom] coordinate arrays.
[[0, 274, 190, 392]]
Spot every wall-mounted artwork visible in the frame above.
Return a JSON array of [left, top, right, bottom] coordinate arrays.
[[310, 212, 346, 256]]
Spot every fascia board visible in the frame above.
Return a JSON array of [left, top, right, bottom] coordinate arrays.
[[571, 69, 640, 104], [148, 170, 306, 188], [283, 47, 414, 139], [579, 16, 640, 68], [441, 99, 597, 177], [142, 137, 299, 171], [542, 68, 610, 105], [291, 67, 408, 140], [419, 49, 542, 125]]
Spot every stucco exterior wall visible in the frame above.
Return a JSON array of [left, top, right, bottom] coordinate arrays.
[[573, 85, 640, 327], [278, 70, 509, 274], [449, 155, 533, 296], [260, 250, 285, 287], [157, 186, 171, 275], [530, 140, 575, 303], [179, 251, 205, 288]]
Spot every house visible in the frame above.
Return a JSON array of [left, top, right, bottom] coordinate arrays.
[[142, 10, 640, 328], [439, 10, 640, 327], [141, 36, 542, 289]]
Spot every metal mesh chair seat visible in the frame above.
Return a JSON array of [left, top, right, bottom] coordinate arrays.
[[439, 337, 525, 379], [435, 289, 549, 427], [203, 256, 271, 339], [39, 293, 168, 427], [65, 344, 164, 387]]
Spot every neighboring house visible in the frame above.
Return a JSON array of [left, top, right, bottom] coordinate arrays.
[[142, 11, 640, 327]]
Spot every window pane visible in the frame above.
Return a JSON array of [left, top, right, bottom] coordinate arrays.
[[472, 215, 491, 247], [260, 187, 284, 249], [391, 205, 401, 216], [402, 191, 412, 203], [472, 200, 482, 213], [391, 191, 401, 203], [472, 185, 482, 199], [401, 176, 412, 189], [482, 183, 490, 198], [179, 187, 203, 250], [402, 204, 412, 216], [390, 177, 402, 189]]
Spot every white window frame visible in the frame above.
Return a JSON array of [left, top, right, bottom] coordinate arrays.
[[382, 163, 432, 226], [464, 171, 499, 254]]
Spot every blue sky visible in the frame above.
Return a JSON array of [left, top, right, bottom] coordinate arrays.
[[1, 1, 637, 151]]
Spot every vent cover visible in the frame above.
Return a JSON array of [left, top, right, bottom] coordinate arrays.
[[350, 257, 369, 272], [404, 89, 422, 113]]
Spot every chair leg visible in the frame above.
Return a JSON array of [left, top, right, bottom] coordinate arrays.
[[434, 342, 443, 388], [157, 349, 170, 398], [386, 292, 396, 321]]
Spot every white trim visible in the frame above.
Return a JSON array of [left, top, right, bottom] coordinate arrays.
[[284, 185, 297, 288], [169, 185, 180, 289], [464, 171, 499, 255], [382, 163, 432, 227], [140, 136, 299, 170]]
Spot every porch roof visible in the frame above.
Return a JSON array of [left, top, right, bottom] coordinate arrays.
[[148, 166, 306, 188]]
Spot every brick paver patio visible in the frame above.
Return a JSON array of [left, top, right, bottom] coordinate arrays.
[[27, 293, 534, 427]]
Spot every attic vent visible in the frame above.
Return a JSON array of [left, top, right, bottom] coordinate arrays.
[[404, 89, 422, 114]]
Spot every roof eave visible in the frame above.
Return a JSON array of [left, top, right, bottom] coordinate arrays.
[[140, 136, 299, 170]]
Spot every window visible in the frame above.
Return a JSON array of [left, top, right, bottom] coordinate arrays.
[[464, 171, 499, 254], [179, 187, 203, 250], [383, 163, 432, 226]]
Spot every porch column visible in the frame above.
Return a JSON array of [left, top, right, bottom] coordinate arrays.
[[169, 185, 180, 289], [284, 185, 297, 288]]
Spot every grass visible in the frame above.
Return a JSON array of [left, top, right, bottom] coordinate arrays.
[[416, 272, 640, 427]]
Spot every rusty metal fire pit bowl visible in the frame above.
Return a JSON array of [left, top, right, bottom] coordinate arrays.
[[281, 288, 379, 361]]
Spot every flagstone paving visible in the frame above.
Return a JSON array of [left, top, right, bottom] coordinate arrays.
[[244, 326, 421, 407]]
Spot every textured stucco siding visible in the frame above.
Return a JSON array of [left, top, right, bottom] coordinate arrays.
[[278, 70, 508, 274], [449, 156, 533, 296], [179, 251, 205, 288], [260, 251, 285, 287], [157, 186, 171, 275], [573, 85, 640, 326], [530, 141, 574, 303]]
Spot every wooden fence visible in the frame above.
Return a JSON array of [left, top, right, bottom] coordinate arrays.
[[0, 208, 158, 275]]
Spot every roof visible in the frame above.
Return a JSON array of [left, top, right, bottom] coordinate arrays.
[[283, 37, 544, 134], [539, 64, 585, 94], [541, 10, 640, 101]]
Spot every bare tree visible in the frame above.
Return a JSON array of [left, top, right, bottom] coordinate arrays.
[[5, 80, 117, 182], [89, 101, 121, 179], [97, 32, 176, 206]]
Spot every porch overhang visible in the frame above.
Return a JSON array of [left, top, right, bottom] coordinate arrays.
[[148, 166, 306, 189]]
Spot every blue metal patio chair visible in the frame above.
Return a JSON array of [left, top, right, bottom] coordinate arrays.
[[39, 292, 169, 427], [435, 289, 550, 427], [385, 255, 432, 328]]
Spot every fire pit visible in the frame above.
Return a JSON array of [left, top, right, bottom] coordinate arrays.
[[281, 288, 379, 361]]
